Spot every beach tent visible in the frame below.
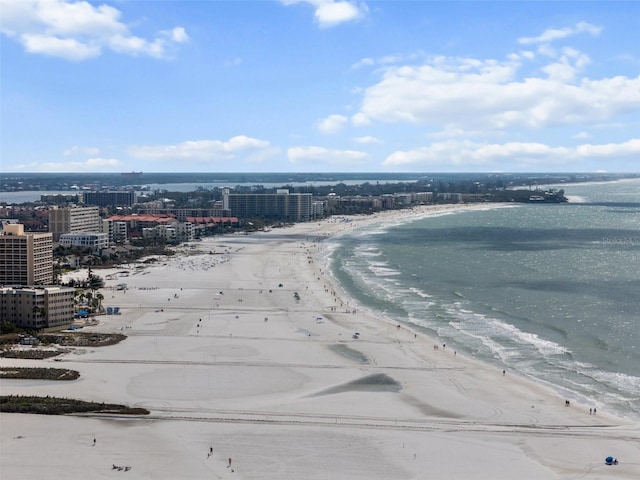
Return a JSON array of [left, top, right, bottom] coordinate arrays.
[[605, 456, 618, 465]]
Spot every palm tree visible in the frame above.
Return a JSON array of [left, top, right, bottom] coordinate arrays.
[[75, 290, 85, 307], [85, 292, 94, 312], [96, 293, 104, 313]]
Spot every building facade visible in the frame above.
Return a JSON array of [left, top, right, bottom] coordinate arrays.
[[0, 286, 75, 329], [0, 224, 53, 285], [48, 206, 101, 241], [142, 221, 194, 243], [83, 191, 137, 207], [137, 207, 231, 221], [223, 189, 313, 222], [59, 232, 109, 253], [39, 193, 83, 205]]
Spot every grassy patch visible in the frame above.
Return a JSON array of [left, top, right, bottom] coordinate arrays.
[[0, 395, 150, 416], [0, 367, 80, 380], [38, 333, 126, 347], [0, 350, 64, 359]]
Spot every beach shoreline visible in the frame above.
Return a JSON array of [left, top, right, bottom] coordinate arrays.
[[2, 204, 639, 479]]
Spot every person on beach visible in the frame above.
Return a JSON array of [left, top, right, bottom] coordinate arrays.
[[93, 438, 96, 446], [228, 457, 232, 468]]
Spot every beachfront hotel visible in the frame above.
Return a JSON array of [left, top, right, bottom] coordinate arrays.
[[0, 224, 53, 286], [222, 188, 313, 222]]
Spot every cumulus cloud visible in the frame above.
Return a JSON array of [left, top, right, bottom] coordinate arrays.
[[353, 135, 381, 144], [355, 54, 640, 131], [282, 0, 367, 28], [128, 136, 272, 161], [518, 21, 602, 45], [382, 139, 640, 169], [316, 114, 349, 134], [287, 145, 369, 165], [0, 0, 188, 61]]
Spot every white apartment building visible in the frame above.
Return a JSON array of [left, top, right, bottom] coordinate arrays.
[[102, 219, 128, 244], [59, 232, 109, 253], [142, 221, 194, 243]]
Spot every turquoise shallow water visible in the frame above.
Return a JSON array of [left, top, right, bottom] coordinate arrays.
[[327, 180, 640, 420]]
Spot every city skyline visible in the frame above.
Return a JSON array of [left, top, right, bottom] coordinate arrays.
[[1, 0, 639, 173]]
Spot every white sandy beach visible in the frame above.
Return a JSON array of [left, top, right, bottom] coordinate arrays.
[[1, 205, 639, 479]]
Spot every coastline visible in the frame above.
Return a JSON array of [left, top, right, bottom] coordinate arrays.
[[1, 204, 639, 479], [319, 203, 640, 422]]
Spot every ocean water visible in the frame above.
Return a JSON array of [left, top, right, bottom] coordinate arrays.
[[326, 179, 640, 420]]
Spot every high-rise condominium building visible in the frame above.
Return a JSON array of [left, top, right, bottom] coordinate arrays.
[[48, 206, 101, 241], [83, 191, 137, 207], [0, 224, 53, 285], [222, 189, 313, 222]]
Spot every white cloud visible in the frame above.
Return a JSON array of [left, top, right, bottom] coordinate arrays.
[[12, 157, 124, 172], [575, 139, 640, 158], [288, 145, 369, 165], [382, 138, 640, 169], [128, 136, 272, 161], [0, 0, 188, 61], [518, 21, 602, 45], [351, 57, 374, 69], [316, 114, 349, 134], [85, 157, 123, 167], [351, 51, 424, 70], [355, 53, 640, 131], [224, 57, 243, 67], [169, 27, 188, 44], [282, 0, 367, 28], [351, 112, 371, 126], [353, 135, 381, 144], [64, 145, 100, 156], [21, 33, 100, 60], [572, 131, 590, 139]]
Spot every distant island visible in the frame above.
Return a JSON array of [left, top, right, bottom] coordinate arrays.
[[1, 171, 637, 194], [121, 172, 143, 179]]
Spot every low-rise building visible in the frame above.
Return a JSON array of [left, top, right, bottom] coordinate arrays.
[[142, 220, 194, 243], [59, 232, 109, 253]]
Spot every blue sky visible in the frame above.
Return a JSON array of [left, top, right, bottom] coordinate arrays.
[[1, 0, 639, 173]]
